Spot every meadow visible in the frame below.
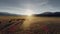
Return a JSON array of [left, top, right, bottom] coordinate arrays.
[[0, 16, 60, 34]]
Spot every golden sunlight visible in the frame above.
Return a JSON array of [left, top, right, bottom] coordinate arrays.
[[22, 9, 35, 30], [24, 9, 34, 16]]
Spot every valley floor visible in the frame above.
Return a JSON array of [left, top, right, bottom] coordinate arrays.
[[0, 16, 60, 34]]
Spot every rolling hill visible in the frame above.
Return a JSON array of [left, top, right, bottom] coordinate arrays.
[[34, 12, 60, 17]]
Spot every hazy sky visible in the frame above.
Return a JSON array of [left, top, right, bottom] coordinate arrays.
[[0, 0, 60, 15]]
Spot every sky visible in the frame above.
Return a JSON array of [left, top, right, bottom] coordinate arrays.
[[0, 0, 60, 15]]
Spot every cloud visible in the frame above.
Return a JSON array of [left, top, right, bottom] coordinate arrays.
[[0, 0, 49, 14], [47, 0, 60, 11], [0, 0, 60, 15]]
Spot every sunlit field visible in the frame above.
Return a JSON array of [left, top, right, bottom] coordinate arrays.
[[0, 16, 60, 34]]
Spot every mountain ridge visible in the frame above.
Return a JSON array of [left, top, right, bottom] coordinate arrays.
[[34, 12, 60, 17], [0, 12, 19, 16]]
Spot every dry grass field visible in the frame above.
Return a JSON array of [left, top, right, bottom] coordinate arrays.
[[0, 16, 60, 34]]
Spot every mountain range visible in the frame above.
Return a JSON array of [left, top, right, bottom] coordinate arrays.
[[34, 12, 60, 17], [0, 12, 19, 16], [0, 12, 60, 17]]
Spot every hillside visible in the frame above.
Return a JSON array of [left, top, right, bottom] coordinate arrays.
[[34, 12, 60, 17]]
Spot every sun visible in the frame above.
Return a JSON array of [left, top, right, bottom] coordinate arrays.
[[24, 9, 34, 16]]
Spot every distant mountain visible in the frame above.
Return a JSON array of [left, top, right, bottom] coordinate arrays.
[[34, 12, 60, 17], [1, 12, 60, 17], [0, 12, 19, 16]]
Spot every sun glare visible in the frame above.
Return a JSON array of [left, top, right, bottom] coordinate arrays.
[[24, 9, 34, 16], [22, 9, 34, 30]]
